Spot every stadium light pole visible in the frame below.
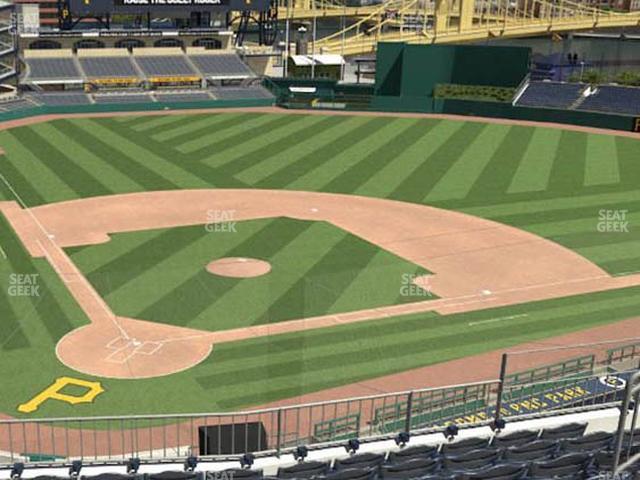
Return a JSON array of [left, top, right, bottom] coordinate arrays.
[[341, 2, 346, 81], [311, 15, 316, 78], [284, 0, 290, 78]]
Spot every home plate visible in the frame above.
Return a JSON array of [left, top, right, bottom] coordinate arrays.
[[311, 208, 319, 212], [481, 289, 492, 296]]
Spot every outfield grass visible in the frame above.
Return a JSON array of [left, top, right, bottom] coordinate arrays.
[[67, 219, 431, 331], [0, 112, 639, 417]]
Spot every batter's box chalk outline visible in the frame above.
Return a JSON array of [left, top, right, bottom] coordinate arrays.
[[105, 336, 164, 364], [106, 336, 131, 350], [136, 341, 162, 356]]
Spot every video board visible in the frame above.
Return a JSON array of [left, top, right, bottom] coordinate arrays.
[[68, 0, 269, 15]]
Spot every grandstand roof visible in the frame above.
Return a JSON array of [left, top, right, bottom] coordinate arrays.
[[290, 54, 345, 66]]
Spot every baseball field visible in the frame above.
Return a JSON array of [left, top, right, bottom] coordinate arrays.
[[1, 109, 640, 418]]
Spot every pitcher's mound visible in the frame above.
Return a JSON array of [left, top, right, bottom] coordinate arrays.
[[207, 257, 271, 278]]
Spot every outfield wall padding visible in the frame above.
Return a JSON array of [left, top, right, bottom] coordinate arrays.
[[0, 98, 275, 125], [368, 94, 637, 132]]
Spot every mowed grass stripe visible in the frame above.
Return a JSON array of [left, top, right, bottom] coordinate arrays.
[[546, 131, 587, 195], [0, 216, 75, 342], [196, 222, 347, 328], [172, 114, 262, 152], [137, 220, 314, 326], [525, 210, 640, 234], [462, 126, 536, 203], [152, 114, 230, 141], [584, 135, 620, 187], [601, 257, 640, 275], [112, 115, 142, 124], [388, 121, 487, 203], [354, 120, 459, 198], [284, 119, 411, 192], [489, 198, 640, 227], [0, 132, 73, 204], [616, 136, 640, 187], [85, 228, 205, 296], [0, 218, 30, 350], [84, 119, 210, 189], [45, 122, 143, 193], [58, 119, 178, 192], [67, 229, 169, 273], [202, 293, 640, 405], [202, 115, 310, 169], [105, 222, 267, 315], [230, 115, 352, 181], [425, 124, 511, 202], [328, 251, 425, 313], [213, 114, 335, 175], [551, 228, 640, 250], [523, 217, 604, 237], [0, 287, 30, 350], [577, 239, 640, 263], [463, 189, 640, 219], [178, 114, 278, 155], [10, 127, 112, 199], [131, 114, 196, 132], [155, 113, 244, 145], [202, 284, 640, 369], [0, 159, 46, 205], [257, 117, 389, 189], [216, 283, 640, 371], [324, 119, 430, 194], [507, 128, 562, 194], [255, 233, 379, 324], [245, 116, 368, 186], [100, 119, 246, 189]]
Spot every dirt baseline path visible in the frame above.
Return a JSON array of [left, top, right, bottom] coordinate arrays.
[[2, 189, 640, 380]]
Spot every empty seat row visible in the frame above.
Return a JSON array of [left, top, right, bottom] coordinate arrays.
[[23, 53, 255, 83], [577, 85, 640, 116], [7, 429, 639, 480], [516, 81, 584, 109]]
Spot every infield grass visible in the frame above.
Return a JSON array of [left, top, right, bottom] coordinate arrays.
[[67, 218, 431, 331]]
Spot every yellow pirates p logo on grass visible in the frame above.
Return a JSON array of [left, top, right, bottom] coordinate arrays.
[[18, 377, 104, 414]]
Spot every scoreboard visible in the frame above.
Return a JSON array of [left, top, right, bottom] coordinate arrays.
[[68, 0, 270, 14]]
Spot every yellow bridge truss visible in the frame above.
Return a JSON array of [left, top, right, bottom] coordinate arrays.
[[276, 0, 640, 55]]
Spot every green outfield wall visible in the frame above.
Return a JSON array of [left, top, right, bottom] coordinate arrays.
[[0, 97, 274, 124], [374, 43, 530, 98]]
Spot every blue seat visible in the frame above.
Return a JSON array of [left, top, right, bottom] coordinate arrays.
[[276, 461, 328, 479], [387, 444, 439, 463], [539, 423, 587, 441], [334, 453, 385, 472], [502, 440, 559, 463], [491, 430, 539, 449], [443, 449, 501, 471], [382, 457, 440, 478]]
